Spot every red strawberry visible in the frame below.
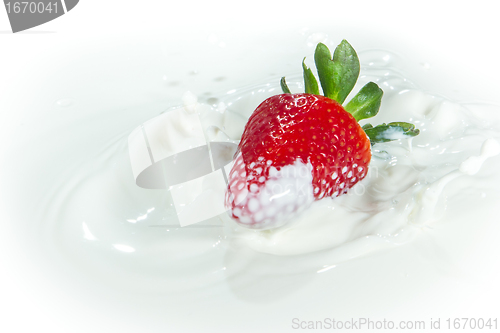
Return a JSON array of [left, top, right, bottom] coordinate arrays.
[[225, 40, 419, 229]]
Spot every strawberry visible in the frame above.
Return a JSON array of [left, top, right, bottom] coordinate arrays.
[[225, 40, 419, 229]]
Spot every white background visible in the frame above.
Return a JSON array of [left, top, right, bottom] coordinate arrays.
[[1, 1, 500, 332]]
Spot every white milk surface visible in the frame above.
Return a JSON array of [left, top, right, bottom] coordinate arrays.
[[1, 30, 500, 332]]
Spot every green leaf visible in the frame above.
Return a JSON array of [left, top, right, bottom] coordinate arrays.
[[364, 122, 420, 145], [280, 77, 291, 94], [302, 58, 320, 95], [314, 43, 335, 99], [314, 40, 360, 104], [332, 40, 360, 104], [344, 82, 383, 121]]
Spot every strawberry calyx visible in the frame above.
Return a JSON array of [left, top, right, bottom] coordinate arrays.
[[281, 40, 419, 145]]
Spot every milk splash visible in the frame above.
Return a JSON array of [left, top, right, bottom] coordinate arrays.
[[32, 50, 500, 292]]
